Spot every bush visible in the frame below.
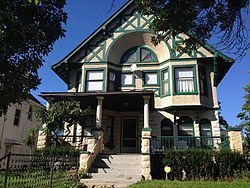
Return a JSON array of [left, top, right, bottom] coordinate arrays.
[[163, 149, 249, 181], [35, 145, 80, 157]]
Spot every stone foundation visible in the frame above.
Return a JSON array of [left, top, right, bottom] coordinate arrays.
[[141, 128, 152, 180], [227, 128, 243, 154]]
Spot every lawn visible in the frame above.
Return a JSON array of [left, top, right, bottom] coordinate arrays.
[[129, 180, 250, 188]]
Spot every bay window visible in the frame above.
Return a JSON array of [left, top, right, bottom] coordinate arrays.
[[86, 70, 104, 92]]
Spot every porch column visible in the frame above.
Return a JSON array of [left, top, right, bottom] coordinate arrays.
[[95, 96, 104, 153], [143, 96, 150, 128], [96, 96, 104, 129], [141, 95, 152, 180]]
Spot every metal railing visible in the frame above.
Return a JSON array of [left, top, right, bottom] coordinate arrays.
[[0, 153, 79, 188], [56, 135, 94, 151], [151, 136, 229, 153]]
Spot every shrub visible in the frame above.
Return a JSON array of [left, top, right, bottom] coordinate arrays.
[[163, 149, 249, 180], [35, 145, 80, 157]]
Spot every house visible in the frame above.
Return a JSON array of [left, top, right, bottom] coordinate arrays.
[[0, 95, 42, 156], [38, 0, 243, 181]]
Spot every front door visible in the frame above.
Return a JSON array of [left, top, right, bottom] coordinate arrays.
[[121, 117, 137, 153]]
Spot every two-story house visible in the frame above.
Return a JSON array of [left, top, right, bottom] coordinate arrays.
[[0, 95, 42, 156], [39, 0, 241, 182]]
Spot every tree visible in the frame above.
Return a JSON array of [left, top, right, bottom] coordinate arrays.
[[0, 0, 67, 115], [24, 126, 39, 154], [36, 101, 89, 147], [237, 83, 250, 151], [135, 0, 249, 58]]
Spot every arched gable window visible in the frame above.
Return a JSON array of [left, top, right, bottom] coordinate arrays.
[[161, 118, 173, 136], [199, 119, 213, 148], [178, 116, 194, 136], [120, 46, 158, 63]]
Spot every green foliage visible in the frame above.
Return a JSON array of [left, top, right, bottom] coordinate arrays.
[[164, 149, 249, 180], [135, 0, 249, 57], [24, 126, 39, 153], [35, 101, 89, 146], [0, 0, 67, 115], [35, 145, 80, 157], [129, 180, 250, 188]]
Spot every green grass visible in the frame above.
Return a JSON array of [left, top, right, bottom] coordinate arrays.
[[129, 180, 250, 188]]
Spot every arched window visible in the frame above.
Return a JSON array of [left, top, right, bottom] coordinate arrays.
[[120, 46, 158, 63], [161, 118, 173, 136], [199, 119, 213, 148], [178, 116, 194, 136]]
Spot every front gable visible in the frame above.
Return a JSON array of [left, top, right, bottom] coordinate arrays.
[[53, 0, 233, 86]]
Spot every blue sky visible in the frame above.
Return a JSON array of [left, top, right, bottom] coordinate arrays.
[[31, 0, 250, 127]]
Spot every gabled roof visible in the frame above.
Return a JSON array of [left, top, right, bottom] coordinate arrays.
[[52, 0, 234, 86]]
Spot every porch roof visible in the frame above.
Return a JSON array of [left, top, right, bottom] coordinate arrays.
[[40, 91, 155, 111]]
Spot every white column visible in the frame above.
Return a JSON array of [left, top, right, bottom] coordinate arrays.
[[96, 96, 104, 128], [143, 96, 150, 128]]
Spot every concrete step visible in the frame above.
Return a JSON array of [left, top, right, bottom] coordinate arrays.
[[91, 161, 141, 169], [84, 154, 142, 187]]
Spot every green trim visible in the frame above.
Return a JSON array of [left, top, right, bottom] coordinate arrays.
[[39, 127, 47, 131], [53, 0, 134, 68], [172, 64, 198, 95], [79, 151, 91, 154], [198, 65, 208, 97], [84, 68, 106, 92], [142, 127, 152, 131], [143, 70, 160, 86], [120, 45, 158, 64], [160, 67, 170, 97]]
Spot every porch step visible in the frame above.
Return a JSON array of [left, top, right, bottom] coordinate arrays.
[[81, 154, 142, 188]]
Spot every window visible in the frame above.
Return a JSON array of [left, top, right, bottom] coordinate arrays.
[[161, 118, 173, 136], [13, 109, 21, 126], [121, 73, 133, 86], [199, 119, 213, 148], [161, 69, 169, 95], [144, 72, 158, 85], [199, 66, 207, 95], [174, 67, 195, 93], [178, 116, 194, 136], [76, 71, 82, 92], [86, 70, 104, 92], [83, 116, 96, 136], [28, 106, 32, 121], [120, 46, 158, 63], [109, 72, 116, 91]]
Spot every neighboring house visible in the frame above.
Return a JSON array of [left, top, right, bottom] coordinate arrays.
[[39, 0, 242, 180], [0, 95, 42, 156]]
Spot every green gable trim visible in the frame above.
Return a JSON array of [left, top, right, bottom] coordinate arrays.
[[52, 0, 134, 69]]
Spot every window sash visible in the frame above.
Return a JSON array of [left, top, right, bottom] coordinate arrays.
[[162, 70, 169, 95], [86, 71, 104, 92], [109, 72, 116, 91], [175, 68, 194, 93], [145, 72, 158, 85], [121, 73, 133, 85], [86, 81, 103, 91], [14, 109, 21, 126]]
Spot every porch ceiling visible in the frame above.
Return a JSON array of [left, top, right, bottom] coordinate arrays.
[[40, 91, 155, 111]]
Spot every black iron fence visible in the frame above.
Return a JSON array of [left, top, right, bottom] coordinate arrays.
[[0, 153, 80, 188], [151, 136, 230, 153]]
